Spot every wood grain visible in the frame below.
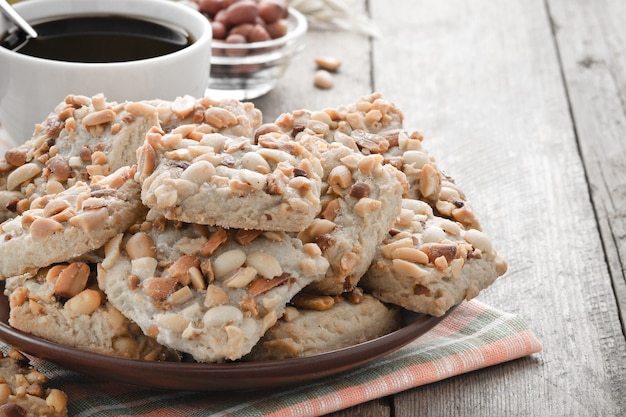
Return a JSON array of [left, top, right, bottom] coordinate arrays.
[[367, 0, 626, 415], [546, 0, 626, 333]]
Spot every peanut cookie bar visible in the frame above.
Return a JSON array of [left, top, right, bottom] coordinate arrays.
[[150, 95, 262, 138], [97, 210, 330, 362], [0, 166, 146, 279], [273, 92, 481, 230], [273, 92, 405, 138], [5, 263, 179, 361], [360, 199, 507, 317], [245, 292, 402, 361], [0, 348, 68, 417], [136, 123, 324, 232], [343, 128, 481, 230], [0, 94, 159, 222], [295, 139, 406, 295]]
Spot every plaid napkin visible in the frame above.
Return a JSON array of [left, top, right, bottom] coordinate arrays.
[[0, 300, 541, 416]]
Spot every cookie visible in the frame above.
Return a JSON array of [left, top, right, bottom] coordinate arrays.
[[150, 95, 263, 138], [136, 123, 324, 232], [0, 166, 146, 279], [294, 139, 406, 295], [0, 94, 159, 222], [273, 92, 405, 138], [360, 199, 508, 317], [0, 348, 68, 417], [345, 128, 482, 230], [97, 210, 330, 362], [245, 293, 402, 361], [272, 92, 481, 230], [5, 263, 179, 361]]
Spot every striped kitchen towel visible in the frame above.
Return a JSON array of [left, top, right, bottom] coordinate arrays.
[[4, 299, 541, 416]]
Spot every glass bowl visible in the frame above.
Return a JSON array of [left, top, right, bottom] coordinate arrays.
[[206, 7, 307, 100]]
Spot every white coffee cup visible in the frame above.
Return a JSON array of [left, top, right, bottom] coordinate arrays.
[[0, 0, 212, 143]]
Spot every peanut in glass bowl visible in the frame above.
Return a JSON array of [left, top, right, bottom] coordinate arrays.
[[206, 7, 307, 100]]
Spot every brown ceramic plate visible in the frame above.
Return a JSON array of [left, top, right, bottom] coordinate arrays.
[[0, 283, 454, 391]]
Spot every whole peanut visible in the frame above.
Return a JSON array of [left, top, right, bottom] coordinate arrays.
[[197, 0, 223, 16], [224, 1, 259, 26], [249, 24, 271, 42], [314, 70, 334, 89], [259, 0, 288, 23]]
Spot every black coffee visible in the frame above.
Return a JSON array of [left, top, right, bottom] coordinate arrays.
[[0, 15, 192, 63]]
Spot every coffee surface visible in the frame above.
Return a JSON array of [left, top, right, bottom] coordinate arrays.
[[0, 15, 192, 62]]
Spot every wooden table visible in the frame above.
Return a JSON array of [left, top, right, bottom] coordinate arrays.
[[1, 1, 624, 415], [254, 0, 626, 415]]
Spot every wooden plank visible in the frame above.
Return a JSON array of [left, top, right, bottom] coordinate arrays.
[[394, 358, 542, 416], [322, 398, 390, 417], [546, 0, 626, 332], [369, 0, 626, 415]]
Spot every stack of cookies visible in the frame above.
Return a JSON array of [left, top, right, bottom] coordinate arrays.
[[0, 92, 507, 365]]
